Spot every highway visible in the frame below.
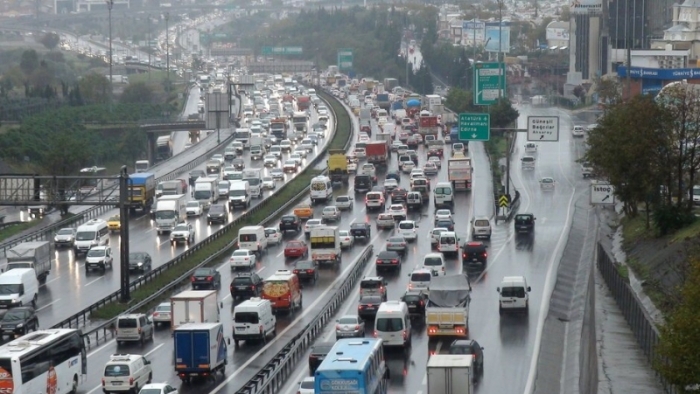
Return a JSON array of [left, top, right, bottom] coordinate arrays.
[[28, 90, 332, 331]]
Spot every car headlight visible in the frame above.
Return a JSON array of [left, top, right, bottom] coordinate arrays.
[[91, 241, 98, 246], [11, 299, 18, 303], [16, 323, 23, 328], [54, 237, 59, 242], [137, 262, 143, 266]]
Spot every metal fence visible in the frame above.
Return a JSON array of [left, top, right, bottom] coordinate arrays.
[[596, 243, 679, 394]]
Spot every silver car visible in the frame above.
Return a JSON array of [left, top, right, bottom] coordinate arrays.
[[151, 302, 171, 326], [54, 227, 77, 247], [471, 217, 492, 240], [335, 315, 365, 339]]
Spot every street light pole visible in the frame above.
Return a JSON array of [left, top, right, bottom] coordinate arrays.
[[147, 14, 151, 80], [106, 0, 114, 109], [165, 12, 170, 97]]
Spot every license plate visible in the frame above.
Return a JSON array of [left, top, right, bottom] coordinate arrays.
[[237, 286, 248, 290], [111, 381, 122, 385], [235, 326, 245, 330], [472, 258, 479, 262], [440, 324, 452, 328], [408, 305, 416, 309], [190, 373, 198, 376]]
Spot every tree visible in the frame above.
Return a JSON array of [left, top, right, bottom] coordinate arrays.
[[655, 255, 700, 389], [120, 82, 154, 105], [78, 73, 110, 104], [595, 76, 622, 107], [39, 126, 93, 176], [39, 33, 60, 50], [490, 97, 519, 128], [445, 87, 476, 113], [20, 50, 39, 76]]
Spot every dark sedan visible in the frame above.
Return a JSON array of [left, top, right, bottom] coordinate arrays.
[[128, 252, 152, 272], [0, 307, 38, 337], [435, 218, 455, 232], [357, 295, 383, 319], [375, 251, 402, 272], [401, 290, 429, 316], [391, 188, 408, 203], [191, 267, 221, 290], [293, 260, 318, 282]]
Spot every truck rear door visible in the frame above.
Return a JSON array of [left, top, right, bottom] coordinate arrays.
[[175, 332, 194, 369], [193, 331, 211, 366]]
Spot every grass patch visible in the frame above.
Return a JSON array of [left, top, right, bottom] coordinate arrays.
[[484, 134, 508, 191], [88, 93, 352, 320], [671, 218, 700, 243], [615, 264, 629, 280], [621, 214, 654, 249]]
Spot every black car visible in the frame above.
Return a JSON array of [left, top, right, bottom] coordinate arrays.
[[189, 169, 206, 186], [375, 251, 402, 272], [0, 307, 38, 337], [279, 215, 302, 233], [514, 213, 536, 234], [229, 272, 264, 300], [350, 222, 371, 239], [358, 295, 383, 319], [207, 204, 228, 225], [191, 267, 221, 290], [435, 218, 455, 232], [462, 241, 488, 266], [308, 341, 335, 374], [128, 252, 152, 272], [401, 290, 429, 316], [449, 339, 485, 376], [293, 260, 318, 282], [391, 188, 408, 203], [354, 175, 373, 193], [386, 170, 401, 182]]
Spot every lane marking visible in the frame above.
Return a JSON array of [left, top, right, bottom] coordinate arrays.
[[36, 299, 60, 312], [86, 343, 165, 394], [256, 266, 266, 274], [84, 277, 103, 287]]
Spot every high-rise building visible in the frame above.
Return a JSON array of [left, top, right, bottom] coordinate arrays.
[[567, 1, 603, 86]]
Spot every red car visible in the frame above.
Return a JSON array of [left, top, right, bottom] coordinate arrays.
[[284, 240, 308, 258]]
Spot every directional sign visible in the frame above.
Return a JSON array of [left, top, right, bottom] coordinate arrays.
[[590, 183, 616, 205], [499, 195, 509, 208], [527, 116, 559, 141], [337, 48, 353, 71], [261, 46, 303, 56], [473, 62, 506, 106], [459, 113, 490, 141]]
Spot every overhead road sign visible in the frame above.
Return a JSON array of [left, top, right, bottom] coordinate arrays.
[[261, 46, 303, 56], [337, 48, 353, 71], [459, 113, 490, 141], [474, 62, 506, 106], [499, 195, 509, 208], [527, 116, 560, 141], [590, 183, 615, 205]]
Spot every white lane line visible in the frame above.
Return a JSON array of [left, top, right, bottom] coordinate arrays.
[[256, 266, 266, 274], [36, 299, 60, 312], [86, 343, 165, 394], [84, 277, 103, 287], [212, 244, 377, 393], [87, 339, 116, 358]]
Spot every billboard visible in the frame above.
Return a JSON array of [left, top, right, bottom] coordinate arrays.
[[546, 27, 570, 41], [462, 20, 485, 46], [484, 22, 511, 53], [570, 0, 602, 14]]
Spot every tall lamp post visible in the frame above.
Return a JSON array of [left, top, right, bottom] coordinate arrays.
[[147, 14, 151, 80], [165, 12, 170, 97], [106, 0, 114, 108]]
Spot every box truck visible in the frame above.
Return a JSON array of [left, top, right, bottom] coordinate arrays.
[[4, 241, 51, 281], [155, 194, 187, 234], [170, 290, 220, 329], [427, 354, 474, 394], [174, 322, 228, 382]]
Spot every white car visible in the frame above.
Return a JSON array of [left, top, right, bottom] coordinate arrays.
[[294, 146, 308, 158], [300, 138, 315, 151], [262, 176, 276, 190], [335, 195, 353, 210], [397, 145, 408, 156], [269, 146, 282, 158], [211, 154, 225, 165], [321, 206, 341, 222], [524, 143, 537, 153], [297, 377, 314, 394], [398, 220, 418, 242], [410, 168, 425, 180], [430, 227, 449, 247], [186, 201, 203, 216], [264, 228, 282, 244], [387, 204, 407, 221], [540, 177, 556, 190], [428, 156, 442, 169], [434, 209, 453, 223], [376, 213, 396, 230], [283, 160, 299, 173], [229, 249, 256, 270], [304, 219, 324, 237], [339, 230, 355, 248], [271, 168, 285, 180], [264, 155, 278, 167], [170, 223, 195, 245], [383, 178, 399, 191], [280, 139, 293, 152], [360, 163, 376, 179], [289, 153, 303, 166], [138, 383, 179, 394], [423, 162, 439, 175], [471, 216, 492, 240], [401, 160, 415, 173], [572, 125, 585, 137], [422, 252, 447, 276], [151, 302, 172, 325], [353, 147, 366, 158]]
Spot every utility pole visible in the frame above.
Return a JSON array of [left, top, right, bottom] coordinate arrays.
[[106, 0, 114, 111], [147, 14, 152, 80], [119, 166, 130, 303], [165, 12, 170, 98]]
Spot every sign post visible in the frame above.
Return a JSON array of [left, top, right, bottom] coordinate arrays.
[[590, 184, 616, 205], [473, 62, 506, 106], [527, 116, 560, 141], [261, 46, 303, 56], [337, 48, 353, 71], [459, 113, 490, 141]]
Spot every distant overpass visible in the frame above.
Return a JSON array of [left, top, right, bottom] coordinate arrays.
[[248, 61, 315, 74], [124, 61, 165, 73], [140, 120, 206, 165]]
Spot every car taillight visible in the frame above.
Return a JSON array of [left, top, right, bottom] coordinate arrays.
[[191, 277, 196, 282], [137, 328, 142, 334], [355, 325, 360, 330], [373, 331, 378, 338], [442, 267, 445, 271], [392, 259, 398, 264], [401, 243, 406, 246], [462, 253, 467, 258], [377, 259, 382, 264], [403, 330, 407, 340], [408, 283, 414, 289], [259, 325, 264, 333], [472, 354, 476, 361], [153, 312, 159, 317], [419, 300, 424, 306], [293, 270, 299, 274], [102, 378, 105, 386], [207, 276, 213, 281], [359, 305, 365, 309], [307, 269, 314, 274], [483, 252, 488, 257], [129, 377, 134, 385], [336, 324, 341, 330]]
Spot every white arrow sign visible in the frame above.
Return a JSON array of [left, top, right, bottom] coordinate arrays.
[[590, 183, 615, 205], [527, 116, 560, 142]]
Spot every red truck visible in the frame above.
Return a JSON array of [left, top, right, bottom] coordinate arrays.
[[297, 96, 311, 111], [365, 141, 389, 165]]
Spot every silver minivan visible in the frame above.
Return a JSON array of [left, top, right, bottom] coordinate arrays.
[[521, 156, 536, 169]]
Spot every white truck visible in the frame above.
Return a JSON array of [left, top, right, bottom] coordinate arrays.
[[170, 290, 220, 329], [426, 275, 471, 338], [154, 194, 187, 234], [4, 241, 51, 281], [310, 226, 341, 265], [425, 94, 442, 112], [427, 354, 474, 394], [194, 177, 219, 210], [134, 160, 150, 173], [160, 180, 184, 196], [448, 157, 473, 191]]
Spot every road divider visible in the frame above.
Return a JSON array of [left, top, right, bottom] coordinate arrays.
[[57, 90, 352, 350]]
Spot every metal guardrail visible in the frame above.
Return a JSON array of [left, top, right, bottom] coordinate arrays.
[[0, 132, 235, 257], [61, 91, 349, 348], [237, 245, 374, 394]]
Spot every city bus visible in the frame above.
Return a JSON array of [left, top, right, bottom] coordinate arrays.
[[78, 166, 107, 196], [314, 338, 388, 394], [0, 329, 87, 394]]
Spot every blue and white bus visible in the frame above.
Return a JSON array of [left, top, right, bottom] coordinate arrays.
[[314, 338, 388, 394]]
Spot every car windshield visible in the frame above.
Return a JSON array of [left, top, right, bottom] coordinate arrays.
[[0, 284, 20, 295], [2, 309, 26, 321], [388, 237, 405, 243], [87, 249, 105, 257], [323, 207, 335, 213], [57, 228, 73, 235], [300, 380, 314, 390], [361, 296, 382, 304], [194, 268, 212, 276], [399, 222, 414, 230], [155, 304, 171, 312], [338, 316, 358, 324], [129, 253, 146, 261], [411, 272, 431, 282], [437, 220, 452, 227], [515, 216, 533, 224], [174, 225, 188, 231], [501, 287, 526, 298], [233, 250, 249, 256], [376, 317, 404, 332], [403, 294, 421, 302], [187, 202, 199, 208], [424, 256, 443, 266], [307, 220, 321, 226], [340, 231, 350, 236], [367, 194, 381, 200], [235, 312, 259, 324], [475, 220, 489, 227], [337, 196, 349, 202], [104, 364, 130, 377], [75, 231, 95, 241]]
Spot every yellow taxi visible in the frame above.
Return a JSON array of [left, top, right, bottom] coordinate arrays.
[[108, 215, 121, 233], [293, 204, 314, 220]]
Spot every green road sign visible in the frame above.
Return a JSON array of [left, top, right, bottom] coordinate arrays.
[[473, 62, 506, 106], [499, 195, 509, 208], [337, 48, 353, 71], [261, 46, 303, 56], [459, 113, 490, 141]]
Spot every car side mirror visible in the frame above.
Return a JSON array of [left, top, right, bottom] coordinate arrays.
[[527, 286, 531, 292], [485, 245, 489, 249], [145, 360, 151, 365], [496, 287, 500, 292], [227, 338, 231, 345]]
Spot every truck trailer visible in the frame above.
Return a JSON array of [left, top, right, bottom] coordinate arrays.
[[170, 290, 220, 329], [448, 157, 473, 191], [174, 322, 228, 382], [426, 275, 471, 338], [155, 194, 187, 234], [427, 354, 474, 394], [5, 241, 51, 281], [128, 173, 156, 212], [156, 135, 173, 161]]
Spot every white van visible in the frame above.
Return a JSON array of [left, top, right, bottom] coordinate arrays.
[[497, 276, 531, 314], [437, 232, 460, 257], [408, 268, 433, 292], [242, 169, 263, 199], [433, 182, 454, 209], [74, 219, 109, 255], [232, 297, 277, 347], [238, 226, 267, 255], [310, 175, 333, 204], [229, 180, 251, 210], [0, 268, 39, 308], [375, 301, 411, 347]]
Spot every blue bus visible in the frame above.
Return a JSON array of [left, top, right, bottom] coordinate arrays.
[[314, 338, 389, 394]]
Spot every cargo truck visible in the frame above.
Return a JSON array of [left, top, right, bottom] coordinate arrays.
[[292, 112, 308, 133], [4, 241, 51, 281], [134, 160, 150, 173], [156, 135, 173, 161], [297, 96, 311, 111], [171, 290, 220, 329], [310, 226, 341, 265], [174, 322, 228, 382], [327, 150, 349, 184], [427, 354, 474, 394], [128, 173, 156, 212], [193, 177, 218, 210], [425, 94, 442, 112], [155, 194, 187, 234], [426, 275, 471, 338], [161, 180, 185, 196], [270, 117, 288, 140], [376, 93, 391, 110], [206, 159, 222, 174], [383, 78, 398, 91], [419, 116, 440, 138], [365, 141, 389, 166], [448, 157, 473, 191]]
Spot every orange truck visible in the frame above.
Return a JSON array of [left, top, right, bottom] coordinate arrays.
[[261, 269, 302, 312]]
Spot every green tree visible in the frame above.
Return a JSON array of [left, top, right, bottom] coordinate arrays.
[[39, 127, 93, 175], [490, 97, 519, 128], [595, 76, 622, 106], [655, 256, 700, 389], [120, 82, 154, 105], [445, 87, 476, 113], [78, 73, 110, 104], [20, 50, 39, 76], [39, 33, 61, 50]]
